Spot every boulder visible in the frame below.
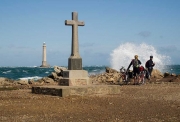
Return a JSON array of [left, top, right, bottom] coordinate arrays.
[[0, 77, 15, 86], [28, 79, 34, 84], [164, 72, 170, 77], [106, 78, 114, 82], [151, 69, 164, 79], [17, 80, 29, 85], [51, 72, 58, 79], [0, 77, 6, 82], [105, 67, 119, 73], [54, 66, 67, 76], [42, 77, 54, 84], [90, 68, 122, 84], [171, 73, 176, 77]]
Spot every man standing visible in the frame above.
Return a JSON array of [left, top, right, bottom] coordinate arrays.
[[145, 56, 155, 78]]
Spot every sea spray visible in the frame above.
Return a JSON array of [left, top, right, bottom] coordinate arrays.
[[110, 42, 171, 72]]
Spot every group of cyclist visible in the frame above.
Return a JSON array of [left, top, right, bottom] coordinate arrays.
[[126, 55, 155, 85]]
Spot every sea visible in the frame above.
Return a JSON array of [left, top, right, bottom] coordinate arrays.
[[0, 65, 180, 81], [0, 66, 106, 80], [1, 42, 179, 80]]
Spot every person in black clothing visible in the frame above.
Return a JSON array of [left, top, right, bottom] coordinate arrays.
[[145, 56, 155, 78], [127, 55, 142, 85]]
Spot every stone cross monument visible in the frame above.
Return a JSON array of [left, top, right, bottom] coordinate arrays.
[[59, 12, 90, 86], [65, 12, 85, 70], [40, 42, 50, 67]]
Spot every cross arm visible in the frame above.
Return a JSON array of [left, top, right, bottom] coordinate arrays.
[[65, 20, 74, 25], [77, 21, 85, 26]]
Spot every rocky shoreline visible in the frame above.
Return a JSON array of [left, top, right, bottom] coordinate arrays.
[[0, 66, 180, 90]]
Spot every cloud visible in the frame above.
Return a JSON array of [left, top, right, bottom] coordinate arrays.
[[138, 31, 151, 37], [158, 45, 178, 53]]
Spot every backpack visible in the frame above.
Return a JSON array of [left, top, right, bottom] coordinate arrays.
[[132, 59, 139, 67], [145, 60, 149, 68], [139, 66, 144, 71]]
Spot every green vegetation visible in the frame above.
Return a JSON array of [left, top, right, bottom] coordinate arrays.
[[0, 86, 18, 91]]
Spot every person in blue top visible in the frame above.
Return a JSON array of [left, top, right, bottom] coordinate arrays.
[[145, 56, 155, 78], [127, 55, 142, 85]]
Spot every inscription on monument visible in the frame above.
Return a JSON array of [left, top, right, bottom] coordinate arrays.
[[68, 58, 82, 70]]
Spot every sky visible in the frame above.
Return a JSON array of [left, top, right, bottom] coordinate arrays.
[[0, 0, 180, 67]]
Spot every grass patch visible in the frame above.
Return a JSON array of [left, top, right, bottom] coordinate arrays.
[[0, 87, 19, 91]]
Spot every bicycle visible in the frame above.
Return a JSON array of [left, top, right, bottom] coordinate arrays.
[[119, 67, 130, 85], [133, 66, 146, 85]]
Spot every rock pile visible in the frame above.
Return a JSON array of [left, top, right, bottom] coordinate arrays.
[[47, 66, 67, 81], [90, 67, 180, 84], [90, 67, 122, 85], [0, 66, 67, 89], [151, 69, 164, 79], [160, 72, 180, 83]]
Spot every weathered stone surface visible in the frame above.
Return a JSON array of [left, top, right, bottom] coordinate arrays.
[[164, 72, 170, 77], [48, 66, 67, 81], [171, 73, 176, 76], [90, 68, 122, 85], [59, 78, 90, 86], [17, 80, 29, 85], [151, 69, 164, 79], [105, 67, 119, 73], [65, 12, 85, 70], [54, 66, 67, 74], [51, 72, 58, 79], [42, 77, 54, 84], [32, 85, 121, 97], [28, 79, 34, 84], [59, 70, 90, 86]]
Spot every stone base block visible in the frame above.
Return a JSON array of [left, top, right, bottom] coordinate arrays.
[[59, 78, 90, 86], [63, 70, 88, 78], [32, 85, 121, 97], [59, 70, 90, 86]]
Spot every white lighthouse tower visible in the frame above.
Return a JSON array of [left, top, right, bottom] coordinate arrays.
[[40, 42, 50, 67]]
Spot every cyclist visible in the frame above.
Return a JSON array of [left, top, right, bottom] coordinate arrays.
[[127, 55, 142, 85], [145, 55, 155, 79]]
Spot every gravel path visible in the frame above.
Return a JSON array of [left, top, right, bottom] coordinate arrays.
[[0, 83, 180, 122]]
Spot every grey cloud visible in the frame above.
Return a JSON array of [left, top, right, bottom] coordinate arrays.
[[138, 31, 151, 37], [160, 35, 163, 39], [159, 45, 178, 53]]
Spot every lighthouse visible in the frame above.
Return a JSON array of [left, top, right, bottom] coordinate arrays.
[[40, 42, 50, 67]]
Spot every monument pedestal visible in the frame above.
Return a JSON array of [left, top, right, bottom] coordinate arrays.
[[59, 70, 90, 86], [68, 58, 82, 70]]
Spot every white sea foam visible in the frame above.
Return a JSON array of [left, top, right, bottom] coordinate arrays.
[[2, 70, 11, 74], [110, 42, 171, 72], [19, 76, 42, 81], [23, 70, 28, 73]]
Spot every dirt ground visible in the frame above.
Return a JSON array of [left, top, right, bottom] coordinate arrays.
[[0, 82, 180, 122]]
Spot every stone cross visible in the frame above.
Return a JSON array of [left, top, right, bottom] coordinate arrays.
[[65, 12, 85, 70]]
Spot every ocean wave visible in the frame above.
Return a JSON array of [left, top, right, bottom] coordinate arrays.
[[19, 76, 42, 81], [2, 70, 11, 74], [23, 70, 28, 73]]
